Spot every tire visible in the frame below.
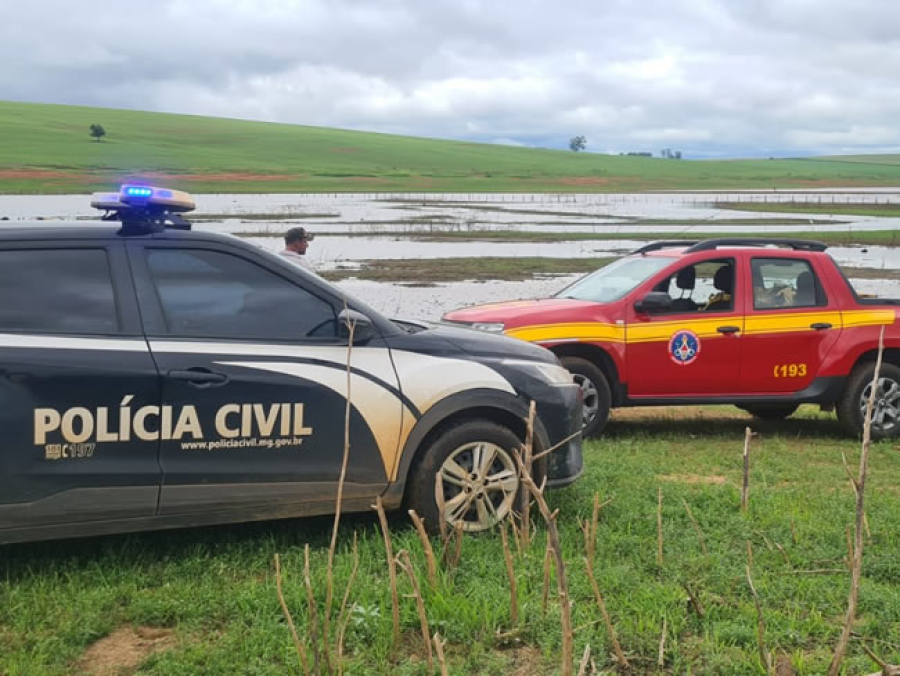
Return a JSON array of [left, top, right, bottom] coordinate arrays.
[[405, 420, 522, 534], [837, 362, 900, 440], [738, 404, 799, 420], [560, 356, 611, 438]]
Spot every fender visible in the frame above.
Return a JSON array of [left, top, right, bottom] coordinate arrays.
[[380, 388, 551, 508]]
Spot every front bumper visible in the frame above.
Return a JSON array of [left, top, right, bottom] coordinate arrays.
[[539, 381, 584, 488]]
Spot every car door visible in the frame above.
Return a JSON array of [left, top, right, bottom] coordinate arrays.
[[625, 257, 743, 397], [0, 240, 161, 536], [739, 256, 842, 393], [127, 239, 402, 518]]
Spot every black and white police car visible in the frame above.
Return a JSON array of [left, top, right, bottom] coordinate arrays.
[[0, 186, 583, 544]]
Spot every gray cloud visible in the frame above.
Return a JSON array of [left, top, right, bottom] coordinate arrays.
[[3, 0, 900, 157]]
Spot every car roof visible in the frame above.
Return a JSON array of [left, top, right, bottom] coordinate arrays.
[[0, 220, 239, 244]]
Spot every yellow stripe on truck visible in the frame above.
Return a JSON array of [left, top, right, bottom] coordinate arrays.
[[503, 309, 894, 347]]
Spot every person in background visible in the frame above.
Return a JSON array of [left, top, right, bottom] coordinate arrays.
[[279, 226, 316, 273]]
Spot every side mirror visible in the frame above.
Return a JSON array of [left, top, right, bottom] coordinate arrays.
[[634, 291, 673, 314], [339, 308, 376, 343]]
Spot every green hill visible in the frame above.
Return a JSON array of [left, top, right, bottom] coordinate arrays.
[[2, 100, 900, 193]]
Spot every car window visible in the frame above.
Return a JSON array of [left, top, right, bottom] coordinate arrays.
[[652, 258, 735, 313], [752, 258, 824, 309], [145, 249, 338, 340], [0, 248, 120, 334], [556, 256, 672, 303]]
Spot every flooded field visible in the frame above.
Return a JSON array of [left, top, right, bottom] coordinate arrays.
[[3, 191, 899, 320]]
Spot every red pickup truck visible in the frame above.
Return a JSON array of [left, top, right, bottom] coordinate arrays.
[[444, 238, 900, 439]]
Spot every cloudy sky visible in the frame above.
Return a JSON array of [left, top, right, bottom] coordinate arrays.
[[3, 0, 900, 158]]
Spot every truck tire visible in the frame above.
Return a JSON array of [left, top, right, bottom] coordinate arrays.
[[837, 362, 900, 440], [560, 356, 611, 438], [738, 404, 799, 420], [406, 420, 522, 534]]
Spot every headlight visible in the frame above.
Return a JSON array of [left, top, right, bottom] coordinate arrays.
[[502, 359, 574, 385], [472, 322, 505, 333]]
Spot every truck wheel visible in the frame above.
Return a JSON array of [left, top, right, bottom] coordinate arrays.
[[738, 404, 799, 420], [406, 420, 521, 534], [837, 362, 900, 440], [560, 356, 611, 438]]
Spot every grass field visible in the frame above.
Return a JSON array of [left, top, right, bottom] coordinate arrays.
[[4, 100, 900, 193], [716, 202, 900, 218], [2, 406, 898, 675]]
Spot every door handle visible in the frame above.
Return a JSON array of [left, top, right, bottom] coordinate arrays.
[[168, 368, 229, 387], [810, 322, 832, 331], [717, 325, 741, 334]]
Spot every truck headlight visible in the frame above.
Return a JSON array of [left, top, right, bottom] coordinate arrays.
[[472, 322, 505, 333]]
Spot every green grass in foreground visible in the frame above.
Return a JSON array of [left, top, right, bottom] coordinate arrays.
[[5, 100, 900, 193], [1, 406, 899, 674]]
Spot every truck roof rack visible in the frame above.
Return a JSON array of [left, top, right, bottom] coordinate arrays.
[[683, 238, 828, 253], [632, 240, 699, 255]]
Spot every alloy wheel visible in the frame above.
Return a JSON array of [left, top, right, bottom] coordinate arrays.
[[437, 441, 518, 532]]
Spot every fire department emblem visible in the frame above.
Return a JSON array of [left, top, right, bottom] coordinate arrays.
[[669, 330, 701, 365]]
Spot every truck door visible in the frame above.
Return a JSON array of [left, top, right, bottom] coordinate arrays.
[[739, 256, 841, 393], [626, 258, 743, 396], [0, 241, 161, 537], [127, 240, 401, 518]]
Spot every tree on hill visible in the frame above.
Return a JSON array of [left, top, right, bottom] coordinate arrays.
[[569, 135, 587, 152], [89, 124, 106, 142]]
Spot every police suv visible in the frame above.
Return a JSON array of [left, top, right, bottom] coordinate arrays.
[[0, 186, 583, 544]]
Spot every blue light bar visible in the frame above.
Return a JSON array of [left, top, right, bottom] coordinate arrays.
[[124, 186, 153, 198]]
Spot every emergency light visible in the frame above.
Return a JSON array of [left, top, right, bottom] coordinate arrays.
[[89, 184, 196, 232]]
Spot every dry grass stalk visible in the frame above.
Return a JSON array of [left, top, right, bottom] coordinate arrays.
[[682, 582, 705, 618], [397, 549, 433, 670], [746, 547, 773, 675], [447, 522, 464, 569], [519, 400, 537, 550], [373, 496, 400, 651], [584, 557, 629, 669], [434, 472, 449, 542], [433, 633, 449, 676], [335, 533, 360, 676], [861, 643, 900, 675], [577, 644, 592, 676], [518, 463, 574, 676], [408, 509, 438, 587], [682, 498, 708, 556], [274, 553, 309, 675], [324, 316, 357, 670], [742, 426, 755, 513], [658, 617, 668, 669], [747, 540, 754, 569], [541, 532, 553, 614], [304, 544, 323, 676], [789, 519, 798, 545], [846, 525, 854, 570], [657, 487, 664, 568], [828, 327, 884, 676], [500, 522, 519, 625], [771, 541, 789, 565]]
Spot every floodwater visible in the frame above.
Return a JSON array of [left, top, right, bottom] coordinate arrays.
[[3, 191, 899, 321]]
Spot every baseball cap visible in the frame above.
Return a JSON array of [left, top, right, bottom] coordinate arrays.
[[285, 226, 316, 243]]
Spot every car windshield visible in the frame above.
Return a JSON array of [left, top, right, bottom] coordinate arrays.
[[556, 256, 673, 303]]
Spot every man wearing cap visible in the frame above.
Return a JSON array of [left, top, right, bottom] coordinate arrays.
[[279, 227, 316, 273]]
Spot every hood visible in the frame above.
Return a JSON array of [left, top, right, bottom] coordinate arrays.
[[388, 319, 558, 364], [443, 297, 608, 329]]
